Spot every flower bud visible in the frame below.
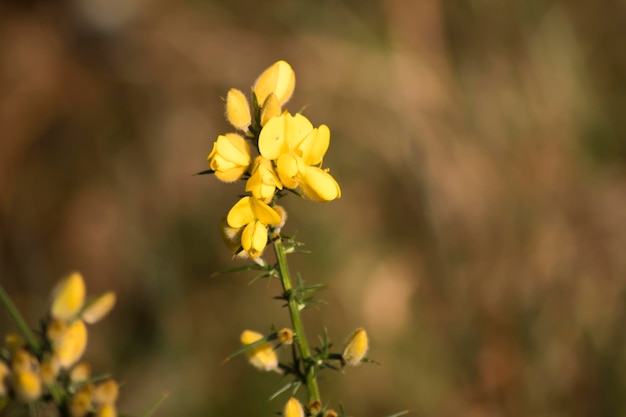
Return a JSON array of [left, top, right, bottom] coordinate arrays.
[[54, 320, 88, 369], [308, 400, 322, 415], [225, 88, 251, 130], [277, 328, 294, 345], [260, 93, 281, 126], [70, 386, 93, 417], [51, 272, 86, 320], [342, 328, 369, 366], [324, 410, 339, 417], [70, 361, 91, 383], [93, 379, 119, 406], [253, 60, 296, 106], [82, 292, 116, 324], [240, 330, 279, 372], [207, 133, 252, 183], [5, 333, 25, 355], [283, 397, 304, 417], [40, 357, 60, 386], [12, 370, 42, 402]]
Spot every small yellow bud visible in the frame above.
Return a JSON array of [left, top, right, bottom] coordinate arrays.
[[96, 404, 118, 417], [240, 330, 279, 372], [308, 399, 322, 415], [82, 292, 116, 324], [278, 328, 294, 345], [225, 88, 251, 130], [272, 205, 288, 234], [40, 357, 60, 385], [5, 333, 25, 354], [70, 387, 93, 417], [47, 319, 68, 346], [207, 133, 252, 183], [54, 320, 88, 369], [11, 349, 39, 373], [283, 396, 304, 417], [70, 361, 91, 383], [12, 370, 42, 402], [51, 272, 86, 320], [342, 328, 369, 366], [324, 410, 339, 417], [93, 379, 119, 406], [253, 60, 296, 106], [260, 93, 281, 126], [0, 360, 10, 397]]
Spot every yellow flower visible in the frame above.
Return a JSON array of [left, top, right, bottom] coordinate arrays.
[[342, 328, 369, 366], [207, 133, 252, 182], [253, 60, 296, 106], [70, 361, 91, 383], [51, 271, 86, 320], [226, 197, 282, 258], [240, 330, 279, 372], [245, 156, 283, 202], [225, 88, 251, 130], [12, 370, 42, 402], [258, 112, 341, 202], [82, 292, 116, 324], [283, 397, 304, 417], [53, 320, 88, 369], [69, 386, 93, 417]]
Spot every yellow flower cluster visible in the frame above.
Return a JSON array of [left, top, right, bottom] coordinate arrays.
[[207, 60, 341, 258], [0, 272, 120, 417]]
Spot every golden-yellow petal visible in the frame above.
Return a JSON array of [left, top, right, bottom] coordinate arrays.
[[240, 330, 279, 372], [260, 93, 281, 126], [54, 320, 88, 369], [253, 60, 295, 106], [342, 328, 368, 366], [226, 196, 255, 228], [300, 167, 341, 202], [51, 272, 86, 320], [225, 88, 251, 130], [283, 397, 304, 417], [249, 197, 281, 225], [82, 292, 116, 324], [241, 221, 268, 258]]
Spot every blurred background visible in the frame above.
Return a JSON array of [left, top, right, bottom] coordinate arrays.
[[2, 0, 626, 416]]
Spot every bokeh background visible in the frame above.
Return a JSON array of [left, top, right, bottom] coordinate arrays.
[[2, 0, 626, 416]]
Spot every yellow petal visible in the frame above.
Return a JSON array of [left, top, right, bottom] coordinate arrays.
[[82, 292, 116, 324], [283, 397, 304, 417], [13, 370, 42, 402], [253, 60, 295, 106], [258, 113, 313, 160], [208, 134, 251, 182], [51, 272, 86, 321], [298, 124, 330, 166], [240, 330, 279, 371], [300, 167, 341, 202], [54, 320, 88, 369], [226, 197, 255, 228], [342, 328, 368, 366], [260, 93, 281, 126], [241, 221, 268, 258], [225, 88, 251, 130], [96, 405, 118, 417], [249, 197, 281, 225]]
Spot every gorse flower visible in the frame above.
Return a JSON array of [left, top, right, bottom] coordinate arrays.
[[205, 59, 342, 258], [207, 133, 252, 183], [259, 112, 341, 202], [240, 330, 279, 372], [283, 397, 304, 417], [0, 272, 122, 415], [342, 328, 369, 366]]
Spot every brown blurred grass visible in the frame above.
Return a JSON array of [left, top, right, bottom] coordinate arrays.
[[2, 0, 626, 416]]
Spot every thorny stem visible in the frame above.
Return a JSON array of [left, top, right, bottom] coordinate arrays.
[[272, 238, 321, 404]]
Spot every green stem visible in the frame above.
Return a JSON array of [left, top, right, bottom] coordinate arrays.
[[273, 238, 321, 404], [0, 284, 40, 353]]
